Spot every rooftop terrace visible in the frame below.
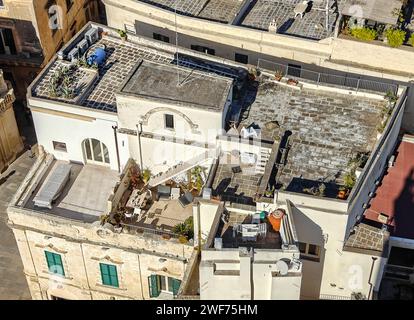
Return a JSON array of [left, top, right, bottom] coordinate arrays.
[[233, 78, 388, 197], [31, 25, 243, 113], [214, 211, 282, 249], [24, 161, 119, 222], [32, 36, 173, 113]]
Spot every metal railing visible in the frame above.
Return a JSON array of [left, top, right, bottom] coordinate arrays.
[[120, 222, 181, 239], [257, 58, 398, 95]]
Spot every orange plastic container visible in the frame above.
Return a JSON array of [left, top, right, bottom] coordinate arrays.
[[268, 214, 282, 232]]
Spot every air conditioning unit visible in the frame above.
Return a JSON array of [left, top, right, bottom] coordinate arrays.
[[85, 27, 99, 45], [77, 39, 89, 55], [67, 47, 80, 62]]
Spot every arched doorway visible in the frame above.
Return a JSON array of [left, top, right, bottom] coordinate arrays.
[[82, 138, 110, 165]]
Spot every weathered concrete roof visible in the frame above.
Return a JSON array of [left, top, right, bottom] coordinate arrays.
[[340, 0, 403, 25], [120, 60, 233, 112], [345, 222, 388, 253], [238, 80, 387, 191]]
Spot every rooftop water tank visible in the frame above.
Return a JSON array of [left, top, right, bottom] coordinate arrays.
[[87, 47, 106, 66]]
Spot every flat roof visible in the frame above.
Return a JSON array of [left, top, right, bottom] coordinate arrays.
[[31, 25, 241, 113], [238, 79, 387, 194], [121, 60, 232, 112], [24, 161, 120, 222], [240, 0, 339, 40], [32, 36, 173, 113], [139, 0, 246, 24], [138, 0, 340, 40], [363, 137, 414, 240]]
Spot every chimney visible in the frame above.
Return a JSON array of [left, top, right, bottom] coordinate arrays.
[[0, 70, 8, 96]]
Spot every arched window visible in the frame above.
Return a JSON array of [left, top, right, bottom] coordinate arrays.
[[82, 138, 110, 165]]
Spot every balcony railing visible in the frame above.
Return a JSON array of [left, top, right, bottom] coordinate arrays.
[[0, 86, 15, 114]]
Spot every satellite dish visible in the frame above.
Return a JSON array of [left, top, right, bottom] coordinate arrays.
[[276, 260, 289, 276]]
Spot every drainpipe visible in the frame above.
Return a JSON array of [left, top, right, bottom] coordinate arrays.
[[136, 123, 144, 170], [197, 201, 202, 252], [205, 157, 219, 189], [368, 257, 378, 300], [112, 125, 121, 173]]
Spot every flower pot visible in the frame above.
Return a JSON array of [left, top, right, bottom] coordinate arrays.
[[337, 190, 348, 200], [287, 79, 298, 86]]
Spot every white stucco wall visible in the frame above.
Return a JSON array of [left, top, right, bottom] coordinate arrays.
[[200, 249, 302, 300], [289, 202, 386, 300], [30, 106, 119, 171]]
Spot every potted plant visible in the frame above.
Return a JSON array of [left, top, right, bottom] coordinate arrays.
[[343, 171, 356, 192], [141, 168, 152, 184], [274, 70, 283, 81], [178, 235, 189, 244], [337, 187, 348, 200], [248, 67, 260, 81], [117, 29, 127, 41], [287, 78, 298, 86], [264, 186, 275, 198]]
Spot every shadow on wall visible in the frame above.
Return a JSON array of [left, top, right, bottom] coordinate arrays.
[[393, 168, 414, 239], [377, 167, 414, 299], [290, 204, 325, 300]]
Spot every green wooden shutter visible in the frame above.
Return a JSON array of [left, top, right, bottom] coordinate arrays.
[[171, 278, 182, 296], [45, 251, 65, 276], [148, 275, 161, 298], [109, 265, 119, 287], [100, 263, 119, 288]]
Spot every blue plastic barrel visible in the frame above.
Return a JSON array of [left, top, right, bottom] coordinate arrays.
[[87, 48, 106, 66]]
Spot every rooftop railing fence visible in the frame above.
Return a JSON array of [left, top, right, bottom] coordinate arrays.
[[257, 58, 399, 95]]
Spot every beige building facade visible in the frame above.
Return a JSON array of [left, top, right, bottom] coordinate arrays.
[[0, 69, 23, 173], [0, 0, 102, 100], [103, 0, 414, 82], [7, 150, 203, 300]]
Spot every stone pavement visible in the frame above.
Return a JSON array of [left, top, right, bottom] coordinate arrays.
[[0, 150, 36, 300]]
